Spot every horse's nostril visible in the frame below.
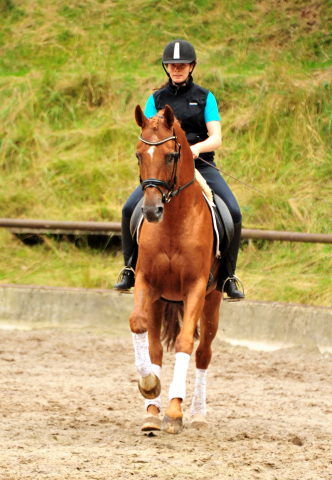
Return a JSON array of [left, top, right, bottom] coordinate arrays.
[[141, 205, 163, 223]]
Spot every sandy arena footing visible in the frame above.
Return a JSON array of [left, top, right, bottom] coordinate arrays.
[[0, 284, 331, 479]]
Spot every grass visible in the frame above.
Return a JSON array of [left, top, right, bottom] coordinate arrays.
[[0, 229, 123, 289], [0, 0, 331, 305]]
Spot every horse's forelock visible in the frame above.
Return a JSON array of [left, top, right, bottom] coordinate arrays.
[[150, 116, 159, 131], [157, 109, 181, 128], [144, 111, 181, 136]]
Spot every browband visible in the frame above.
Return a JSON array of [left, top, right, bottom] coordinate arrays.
[[139, 135, 177, 146]]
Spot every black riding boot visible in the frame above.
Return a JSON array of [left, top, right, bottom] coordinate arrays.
[[113, 216, 136, 292], [114, 268, 135, 292], [216, 221, 245, 300]]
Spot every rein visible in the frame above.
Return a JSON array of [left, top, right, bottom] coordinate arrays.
[[139, 128, 195, 203], [196, 156, 265, 196]]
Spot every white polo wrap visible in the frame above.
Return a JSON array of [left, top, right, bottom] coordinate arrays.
[[132, 332, 152, 378], [190, 368, 207, 416], [168, 352, 190, 401]]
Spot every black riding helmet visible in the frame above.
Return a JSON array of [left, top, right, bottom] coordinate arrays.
[[162, 39, 197, 82], [163, 39, 197, 64]]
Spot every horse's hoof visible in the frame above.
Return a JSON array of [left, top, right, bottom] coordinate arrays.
[[141, 413, 161, 432], [190, 413, 208, 430], [161, 414, 183, 434], [138, 373, 161, 399]]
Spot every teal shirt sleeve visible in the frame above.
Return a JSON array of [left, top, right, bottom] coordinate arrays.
[[204, 92, 220, 123], [144, 95, 157, 118]]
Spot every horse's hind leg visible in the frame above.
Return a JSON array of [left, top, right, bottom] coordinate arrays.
[[190, 289, 221, 430]]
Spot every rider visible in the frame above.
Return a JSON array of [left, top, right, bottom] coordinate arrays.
[[114, 39, 244, 299]]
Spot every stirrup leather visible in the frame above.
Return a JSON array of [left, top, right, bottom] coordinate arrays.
[[221, 275, 245, 303]]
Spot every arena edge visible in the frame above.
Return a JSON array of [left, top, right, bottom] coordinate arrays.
[[0, 284, 331, 351]]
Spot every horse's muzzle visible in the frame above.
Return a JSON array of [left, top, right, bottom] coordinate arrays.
[[141, 205, 164, 223]]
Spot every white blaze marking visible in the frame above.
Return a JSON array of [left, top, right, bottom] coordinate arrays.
[[147, 146, 155, 158], [173, 42, 180, 59]]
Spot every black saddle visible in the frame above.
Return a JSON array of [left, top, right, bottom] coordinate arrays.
[[130, 197, 144, 240], [212, 193, 234, 256], [129, 194, 233, 258]]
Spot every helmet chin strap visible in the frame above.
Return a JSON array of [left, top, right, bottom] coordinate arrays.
[[162, 63, 170, 78]]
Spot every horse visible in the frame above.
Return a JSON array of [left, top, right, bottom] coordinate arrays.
[[129, 104, 223, 434]]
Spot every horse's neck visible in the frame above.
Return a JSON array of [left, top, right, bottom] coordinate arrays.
[[165, 167, 204, 225], [175, 128, 195, 187], [161, 127, 200, 217]]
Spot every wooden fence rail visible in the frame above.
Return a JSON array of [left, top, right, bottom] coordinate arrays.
[[0, 218, 331, 244]]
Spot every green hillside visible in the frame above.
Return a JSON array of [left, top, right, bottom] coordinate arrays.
[[0, 0, 331, 305]]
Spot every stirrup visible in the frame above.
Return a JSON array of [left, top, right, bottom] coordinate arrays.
[[221, 275, 245, 303]]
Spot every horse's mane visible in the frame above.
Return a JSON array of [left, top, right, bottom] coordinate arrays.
[[154, 109, 212, 200]]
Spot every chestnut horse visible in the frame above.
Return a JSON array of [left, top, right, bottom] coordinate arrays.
[[130, 104, 222, 434]]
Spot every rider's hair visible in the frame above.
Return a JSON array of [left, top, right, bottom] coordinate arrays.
[[153, 80, 169, 91]]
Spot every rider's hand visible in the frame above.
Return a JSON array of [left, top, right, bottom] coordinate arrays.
[[190, 145, 200, 159]]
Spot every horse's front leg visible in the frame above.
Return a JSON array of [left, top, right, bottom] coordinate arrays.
[[161, 281, 207, 434], [142, 299, 165, 431], [129, 278, 164, 402], [190, 288, 221, 430]]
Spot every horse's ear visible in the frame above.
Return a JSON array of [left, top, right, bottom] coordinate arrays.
[[164, 104, 174, 130], [135, 105, 148, 129]]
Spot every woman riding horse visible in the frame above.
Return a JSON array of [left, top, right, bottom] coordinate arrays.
[[132, 104, 222, 433], [114, 38, 244, 300]]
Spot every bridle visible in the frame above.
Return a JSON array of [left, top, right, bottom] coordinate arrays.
[[139, 122, 195, 204]]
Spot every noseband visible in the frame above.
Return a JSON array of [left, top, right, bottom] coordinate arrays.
[[139, 126, 195, 204]]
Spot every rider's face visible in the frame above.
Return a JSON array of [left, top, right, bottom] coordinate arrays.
[[167, 63, 193, 85]]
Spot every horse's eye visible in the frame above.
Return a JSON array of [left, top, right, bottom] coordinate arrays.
[[135, 153, 141, 164], [166, 153, 175, 164]]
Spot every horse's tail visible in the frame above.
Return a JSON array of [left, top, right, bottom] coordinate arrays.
[[161, 303, 200, 351]]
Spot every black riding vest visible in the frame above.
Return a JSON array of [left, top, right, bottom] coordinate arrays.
[[152, 77, 215, 163]]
